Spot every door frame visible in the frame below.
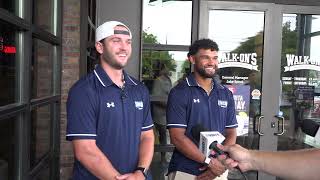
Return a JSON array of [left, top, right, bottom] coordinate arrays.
[[199, 1, 320, 180]]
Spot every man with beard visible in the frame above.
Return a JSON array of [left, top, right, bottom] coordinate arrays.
[[66, 21, 154, 180], [166, 39, 238, 180]]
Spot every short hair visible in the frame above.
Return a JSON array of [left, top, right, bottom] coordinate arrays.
[[187, 39, 219, 57]]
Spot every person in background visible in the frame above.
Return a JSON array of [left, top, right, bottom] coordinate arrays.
[[152, 62, 172, 166], [218, 144, 320, 180], [166, 39, 238, 180], [66, 20, 154, 180]]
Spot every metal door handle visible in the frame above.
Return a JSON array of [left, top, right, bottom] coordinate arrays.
[[256, 115, 264, 136], [274, 115, 285, 136]]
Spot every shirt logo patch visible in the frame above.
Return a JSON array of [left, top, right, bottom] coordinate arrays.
[[218, 100, 228, 108], [193, 98, 200, 103], [106, 102, 115, 108], [135, 101, 143, 110]]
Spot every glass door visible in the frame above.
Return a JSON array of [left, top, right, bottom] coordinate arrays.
[[199, 1, 320, 180], [278, 7, 320, 151], [200, 2, 275, 179]]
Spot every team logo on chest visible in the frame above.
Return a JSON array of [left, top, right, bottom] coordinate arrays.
[[218, 100, 228, 108], [193, 98, 200, 103], [106, 102, 115, 108], [135, 101, 143, 110]]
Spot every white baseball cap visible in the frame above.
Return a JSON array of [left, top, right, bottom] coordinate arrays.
[[95, 21, 132, 42]]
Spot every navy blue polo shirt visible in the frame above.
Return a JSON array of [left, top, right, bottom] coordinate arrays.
[[166, 73, 238, 176], [66, 65, 154, 180]]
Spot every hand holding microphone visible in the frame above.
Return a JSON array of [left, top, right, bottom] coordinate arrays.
[[191, 124, 248, 180], [191, 125, 227, 177]]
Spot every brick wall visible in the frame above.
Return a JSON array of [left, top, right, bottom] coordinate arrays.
[[60, 0, 81, 179]]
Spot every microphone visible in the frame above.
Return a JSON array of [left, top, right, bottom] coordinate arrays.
[[191, 124, 248, 180], [191, 124, 225, 158], [301, 118, 320, 141]]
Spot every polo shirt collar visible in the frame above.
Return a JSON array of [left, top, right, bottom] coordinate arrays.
[[93, 64, 138, 87], [185, 73, 224, 90]]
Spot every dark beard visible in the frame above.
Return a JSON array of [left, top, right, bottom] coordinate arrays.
[[197, 67, 217, 78]]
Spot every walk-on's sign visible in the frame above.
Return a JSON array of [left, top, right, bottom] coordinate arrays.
[[284, 54, 320, 72], [218, 52, 259, 71]]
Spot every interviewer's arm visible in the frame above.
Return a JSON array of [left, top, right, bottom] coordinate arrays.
[[221, 144, 320, 180], [73, 139, 119, 180], [251, 148, 320, 180]]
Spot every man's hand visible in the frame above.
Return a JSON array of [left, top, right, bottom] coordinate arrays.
[[217, 144, 253, 172], [115, 171, 145, 180], [207, 158, 226, 176], [196, 169, 216, 180]]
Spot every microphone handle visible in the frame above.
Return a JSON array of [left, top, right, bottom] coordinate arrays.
[[209, 141, 248, 180]]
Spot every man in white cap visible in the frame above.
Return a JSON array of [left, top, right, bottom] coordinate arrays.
[[66, 21, 155, 180]]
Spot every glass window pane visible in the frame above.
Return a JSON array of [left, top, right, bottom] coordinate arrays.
[[31, 39, 53, 99], [208, 10, 264, 118], [311, 15, 320, 33], [310, 35, 320, 59], [143, 0, 192, 45], [143, 50, 189, 179], [30, 105, 51, 167], [142, 50, 189, 91], [33, 0, 53, 33], [280, 13, 320, 150], [0, 21, 17, 106], [33, 167, 50, 180], [0, 117, 15, 180], [0, 1, 16, 15]]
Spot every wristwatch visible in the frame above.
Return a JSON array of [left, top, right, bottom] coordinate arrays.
[[204, 157, 211, 166], [135, 167, 148, 178]]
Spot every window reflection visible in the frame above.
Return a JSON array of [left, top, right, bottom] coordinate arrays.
[[0, 21, 17, 106], [31, 39, 53, 99], [33, 0, 53, 33], [311, 15, 320, 33], [208, 10, 264, 119], [280, 13, 320, 150], [30, 105, 51, 167], [0, 1, 16, 14], [0, 118, 15, 180], [142, 50, 189, 91], [143, 50, 189, 179], [143, 0, 192, 45], [33, 167, 50, 180]]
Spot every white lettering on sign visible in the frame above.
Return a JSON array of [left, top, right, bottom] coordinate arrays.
[[218, 53, 258, 70], [284, 54, 320, 72]]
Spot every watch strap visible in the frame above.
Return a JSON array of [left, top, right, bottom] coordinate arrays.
[[135, 167, 148, 177]]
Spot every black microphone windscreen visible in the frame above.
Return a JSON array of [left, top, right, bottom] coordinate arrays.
[[191, 124, 208, 143], [301, 119, 320, 137]]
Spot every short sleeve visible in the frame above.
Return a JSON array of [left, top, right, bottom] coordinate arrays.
[[66, 85, 98, 140], [166, 88, 188, 129], [141, 86, 154, 131]]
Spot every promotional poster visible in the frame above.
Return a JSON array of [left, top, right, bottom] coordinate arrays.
[[226, 85, 251, 136]]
